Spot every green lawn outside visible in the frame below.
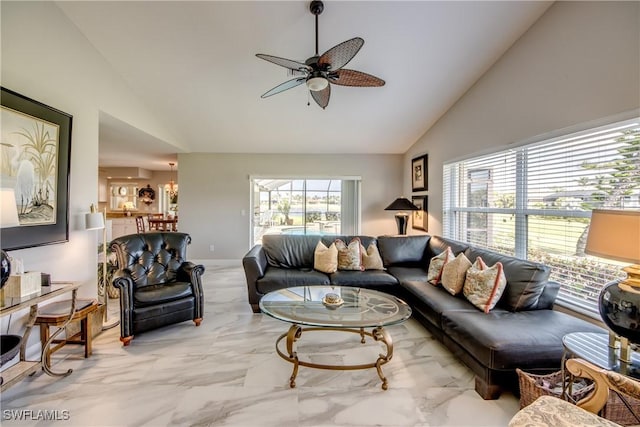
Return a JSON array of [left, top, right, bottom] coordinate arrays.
[[489, 215, 588, 256]]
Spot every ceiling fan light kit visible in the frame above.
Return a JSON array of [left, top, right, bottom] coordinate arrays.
[[307, 76, 328, 92], [256, 0, 385, 109]]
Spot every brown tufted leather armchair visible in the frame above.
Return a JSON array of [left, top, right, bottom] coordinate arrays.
[[110, 232, 205, 346]]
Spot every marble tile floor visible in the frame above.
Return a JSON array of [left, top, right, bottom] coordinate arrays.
[[1, 264, 519, 426]]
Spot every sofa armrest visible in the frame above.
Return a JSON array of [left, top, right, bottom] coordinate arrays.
[[243, 245, 268, 310], [112, 269, 135, 338], [536, 280, 560, 310], [179, 262, 206, 319], [178, 261, 205, 284]]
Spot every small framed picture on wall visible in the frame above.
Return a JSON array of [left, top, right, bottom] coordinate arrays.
[[412, 196, 428, 231], [411, 154, 428, 191]]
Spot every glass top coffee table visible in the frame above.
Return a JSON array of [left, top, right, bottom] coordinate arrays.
[[259, 285, 412, 390]]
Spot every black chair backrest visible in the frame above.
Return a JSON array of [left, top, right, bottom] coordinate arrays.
[[110, 232, 191, 289]]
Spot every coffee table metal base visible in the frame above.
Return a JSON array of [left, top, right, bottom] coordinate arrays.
[[275, 324, 393, 390]]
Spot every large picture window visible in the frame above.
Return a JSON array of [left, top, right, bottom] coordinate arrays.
[[251, 177, 361, 244], [443, 117, 640, 316]]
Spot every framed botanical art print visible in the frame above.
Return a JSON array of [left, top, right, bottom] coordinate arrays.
[[411, 154, 428, 191], [411, 196, 428, 231], [0, 87, 73, 250]]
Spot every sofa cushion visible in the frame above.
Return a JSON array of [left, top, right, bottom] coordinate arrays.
[[335, 238, 364, 271], [134, 282, 193, 307], [377, 235, 431, 267], [464, 247, 551, 311], [386, 266, 428, 283], [256, 268, 330, 294], [441, 309, 606, 370], [427, 236, 470, 259], [330, 270, 398, 287], [262, 235, 319, 269], [322, 235, 377, 249], [314, 241, 338, 273], [400, 280, 481, 328], [441, 252, 472, 295], [463, 258, 507, 313]]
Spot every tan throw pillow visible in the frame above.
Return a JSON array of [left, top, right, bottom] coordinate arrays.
[[335, 238, 364, 271], [314, 241, 338, 273], [360, 243, 384, 270], [463, 257, 507, 313], [441, 252, 472, 295], [426, 246, 454, 285]]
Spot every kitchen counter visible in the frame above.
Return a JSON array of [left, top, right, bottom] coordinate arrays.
[[106, 212, 139, 219]]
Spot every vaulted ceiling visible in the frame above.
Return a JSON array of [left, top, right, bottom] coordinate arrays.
[[57, 1, 552, 170]]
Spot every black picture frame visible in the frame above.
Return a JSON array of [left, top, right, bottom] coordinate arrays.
[[411, 154, 428, 191], [411, 196, 428, 231], [1, 87, 72, 250]]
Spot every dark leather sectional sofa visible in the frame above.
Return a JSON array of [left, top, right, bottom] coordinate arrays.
[[242, 233, 604, 399]]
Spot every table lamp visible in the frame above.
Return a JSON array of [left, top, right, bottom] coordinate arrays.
[[1, 189, 20, 287], [85, 204, 119, 330], [585, 209, 640, 362], [385, 197, 419, 235]]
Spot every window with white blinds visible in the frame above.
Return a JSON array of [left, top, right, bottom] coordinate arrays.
[[443, 118, 640, 316]]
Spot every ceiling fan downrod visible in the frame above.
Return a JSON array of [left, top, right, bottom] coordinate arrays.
[[310, 0, 324, 56]]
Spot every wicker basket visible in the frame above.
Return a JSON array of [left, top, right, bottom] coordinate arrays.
[[517, 369, 640, 426], [601, 389, 640, 426], [517, 369, 594, 409]]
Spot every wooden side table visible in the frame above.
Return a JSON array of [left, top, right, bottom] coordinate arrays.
[[35, 299, 98, 371]]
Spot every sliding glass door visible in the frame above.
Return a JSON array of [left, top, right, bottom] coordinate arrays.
[[251, 177, 361, 244]]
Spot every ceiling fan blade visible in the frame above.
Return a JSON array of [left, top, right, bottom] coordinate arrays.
[[318, 37, 364, 71], [330, 69, 385, 87], [311, 85, 331, 109], [261, 77, 307, 98], [256, 54, 311, 72]]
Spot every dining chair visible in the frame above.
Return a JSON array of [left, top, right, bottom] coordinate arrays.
[[135, 216, 145, 233], [147, 213, 163, 231]]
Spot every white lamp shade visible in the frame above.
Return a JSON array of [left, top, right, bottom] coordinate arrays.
[[0, 188, 20, 228], [85, 212, 105, 230], [585, 209, 640, 264]]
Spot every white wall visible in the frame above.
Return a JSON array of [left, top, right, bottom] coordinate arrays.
[[405, 1, 640, 236], [177, 153, 403, 259], [1, 2, 179, 337]]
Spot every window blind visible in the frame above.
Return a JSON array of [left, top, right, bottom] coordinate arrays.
[[443, 118, 640, 316]]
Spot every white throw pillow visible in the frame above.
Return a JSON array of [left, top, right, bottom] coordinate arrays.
[[360, 242, 384, 270], [314, 241, 338, 273], [441, 252, 472, 295], [426, 246, 454, 285], [463, 257, 507, 313], [335, 238, 364, 271]]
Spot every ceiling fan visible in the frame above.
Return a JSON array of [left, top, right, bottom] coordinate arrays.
[[256, 0, 385, 109]]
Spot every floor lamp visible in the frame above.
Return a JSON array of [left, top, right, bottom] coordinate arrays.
[[85, 204, 119, 330]]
